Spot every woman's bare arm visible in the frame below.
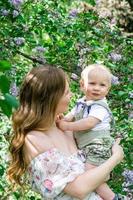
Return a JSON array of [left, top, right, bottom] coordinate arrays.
[[64, 140, 124, 199]]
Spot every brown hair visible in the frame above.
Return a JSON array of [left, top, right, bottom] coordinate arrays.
[[7, 64, 66, 186]]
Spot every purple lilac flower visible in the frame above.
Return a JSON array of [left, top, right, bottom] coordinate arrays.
[[13, 10, 19, 17], [37, 57, 46, 64], [95, 0, 102, 5], [1, 9, 9, 16], [122, 170, 133, 194], [14, 37, 25, 45], [99, 9, 111, 18], [34, 46, 47, 53], [128, 111, 133, 119], [109, 52, 122, 62], [125, 103, 132, 109], [69, 9, 78, 18], [110, 18, 116, 25], [111, 75, 120, 85], [129, 91, 133, 98], [9, 0, 23, 7], [10, 82, 19, 97], [71, 73, 79, 81]]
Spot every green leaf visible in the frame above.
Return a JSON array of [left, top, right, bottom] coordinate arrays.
[[4, 93, 19, 109], [0, 184, 4, 192], [0, 75, 11, 94], [0, 165, 5, 176], [0, 60, 11, 71], [83, 0, 96, 6], [118, 91, 125, 96], [0, 93, 18, 117], [0, 99, 12, 117], [13, 191, 21, 199]]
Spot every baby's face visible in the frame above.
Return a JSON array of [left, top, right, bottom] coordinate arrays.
[[83, 70, 111, 101]]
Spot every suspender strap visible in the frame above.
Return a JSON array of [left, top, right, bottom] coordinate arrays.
[[76, 100, 115, 128]]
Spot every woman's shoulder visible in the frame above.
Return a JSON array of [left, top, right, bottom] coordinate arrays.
[[23, 130, 54, 165]]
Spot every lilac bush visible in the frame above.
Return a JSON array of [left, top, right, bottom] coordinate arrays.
[[71, 73, 79, 81], [10, 82, 19, 97], [9, 0, 23, 8], [128, 111, 133, 119], [69, 9, 78, 18], [108, 52, 122, 62], [129, 91, 133, 98], [122, 170, 133, 198], [12, 10, 19, 17], [33, 46, 47, 53], [14, 37, 25, 45], [1, 9, 9, 16], [111, 75, 120, 85]]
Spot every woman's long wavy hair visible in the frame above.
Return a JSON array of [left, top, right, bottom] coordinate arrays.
[[7, 65, 66, 186]]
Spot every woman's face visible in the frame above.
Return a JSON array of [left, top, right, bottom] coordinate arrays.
[[56, 81, 72, 115]]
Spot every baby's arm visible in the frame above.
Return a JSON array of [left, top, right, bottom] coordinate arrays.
[[58, 116, 100, 132], [64, 112, 74, 122], [58, 104, 110, 132]]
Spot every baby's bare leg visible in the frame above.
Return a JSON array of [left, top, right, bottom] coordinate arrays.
[[86, 163, 115, 200]]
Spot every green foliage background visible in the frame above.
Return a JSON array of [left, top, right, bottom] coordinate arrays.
[[0, 0, 132, 199]]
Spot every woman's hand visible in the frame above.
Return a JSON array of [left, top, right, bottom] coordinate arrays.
[[112, 138, 124, 164], [56, 119, 68, 131], [56, 113, 64, 121]]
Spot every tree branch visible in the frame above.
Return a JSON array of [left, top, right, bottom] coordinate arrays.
[[16, 50, 78, 76], [16, 50, 45, 64]]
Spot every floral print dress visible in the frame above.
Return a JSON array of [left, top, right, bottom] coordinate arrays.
[[27, 148, 103, 200]]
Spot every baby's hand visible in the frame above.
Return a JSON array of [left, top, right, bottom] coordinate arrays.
[[57, 119, 69, 131]]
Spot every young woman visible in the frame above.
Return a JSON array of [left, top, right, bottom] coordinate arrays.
[[8, 65, 124, 200]]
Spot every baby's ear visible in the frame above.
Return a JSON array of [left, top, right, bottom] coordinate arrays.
[[80, 79, 84, 91]]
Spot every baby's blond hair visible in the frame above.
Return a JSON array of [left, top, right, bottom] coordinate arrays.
[[81, 64, 112, 88]]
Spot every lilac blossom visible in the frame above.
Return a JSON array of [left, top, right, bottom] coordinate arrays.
[[125, 103, 132, 109], [14, 37, 25, 45], [109, 18, 117, 29], [79, 48, 92, 56], [122, 170, 133, 196], [110, 18, 116, 25], [109, 52, 122, 62], [33, 46, 47, 53], [13, 10, 19, 17], [37, 57, 46, 64], [1, 9, 9, 16], [111, 75, 120, 85], [69, 9, 78, 18], [128, 111, 133, 119], [129, 91, 133, 98], [98, 9, 111, 18], [95, 0, 102, 5], [10, 82, 19, 97], [71, 73, 79, 81], [9, 0, 23, 8]]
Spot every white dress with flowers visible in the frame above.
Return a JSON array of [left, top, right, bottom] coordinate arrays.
[[27, 148, 103, 200]]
